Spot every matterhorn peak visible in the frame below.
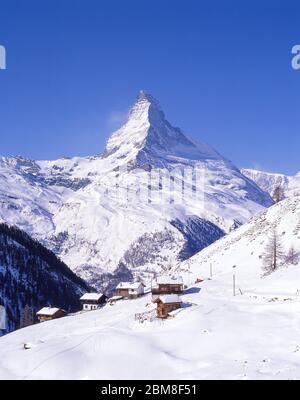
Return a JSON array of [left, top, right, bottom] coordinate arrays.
[[136, 89, 154, 102], [135, 90, 161, 108], [128, 90, 164, 123], [105, 91, 224, 166]]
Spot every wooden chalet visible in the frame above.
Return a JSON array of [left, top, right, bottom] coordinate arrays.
[[154, 294, 182, 319], [151, 276, 184, 295], [115, 282, 145, 299], [80, 293, 107, 311], [36, 307, 67, 323]]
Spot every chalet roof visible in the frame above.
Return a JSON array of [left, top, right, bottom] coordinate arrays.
[[155, 294, 182, 304], [155, 276, 183, 285], [36, 307, 63, 316], [80, 293, 106, 301], [116, 282, 145, 290]]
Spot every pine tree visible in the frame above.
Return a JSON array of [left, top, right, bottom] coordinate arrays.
[[262, 230, 284, 274], [285, 246, 300, 266]]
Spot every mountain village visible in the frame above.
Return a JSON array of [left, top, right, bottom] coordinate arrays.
[[35, 275, 186, 323]]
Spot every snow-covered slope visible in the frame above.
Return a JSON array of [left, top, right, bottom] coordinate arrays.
[[0, 223, 90, 333], [0, 92, 273, 291], [1, 194, 300, 380], [180, 196, 300, 294], [242, 168, 300, 199]]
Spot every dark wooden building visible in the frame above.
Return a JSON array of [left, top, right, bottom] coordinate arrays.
[[154, 295, 182, 319], [151, 276, 184, 295], [36, 307, 67, 322]]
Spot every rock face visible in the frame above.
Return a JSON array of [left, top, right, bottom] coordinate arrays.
[[0, 223, 90, 333], [0, 92, 273, 292]]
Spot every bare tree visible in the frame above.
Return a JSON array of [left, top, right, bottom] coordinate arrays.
[[285, 246, 300, 266], [272, 185, 285, 203], [262, 230, 284, 274]]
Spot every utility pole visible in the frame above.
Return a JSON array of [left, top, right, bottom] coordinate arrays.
[[232, 265, 237, 297], [233, 274, 236, 296]]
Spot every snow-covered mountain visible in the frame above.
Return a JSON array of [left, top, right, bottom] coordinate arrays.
[[0, 92, 273, 291], [1, 197, 300, 379], [242, 169, 300, 199], [0, 223, 90, 333]]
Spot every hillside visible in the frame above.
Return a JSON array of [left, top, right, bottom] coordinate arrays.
[[0, 197, 300, 379], [0, 224, 90, 333], [181, 196, 300, 292]]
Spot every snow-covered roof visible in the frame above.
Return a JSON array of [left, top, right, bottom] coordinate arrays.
[[156, 276, 183, 285], [36, 307, 62, 316], [116, 282, 144, 290], [156, 295, 182, 304], [80, 293, 105, 301]]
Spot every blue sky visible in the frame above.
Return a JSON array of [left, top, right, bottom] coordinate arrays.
[[0, 0, 299, 174]]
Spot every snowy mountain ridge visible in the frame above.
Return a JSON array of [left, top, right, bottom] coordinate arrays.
[[0, 92, 273, 291], [242, 168, 300, 199]]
